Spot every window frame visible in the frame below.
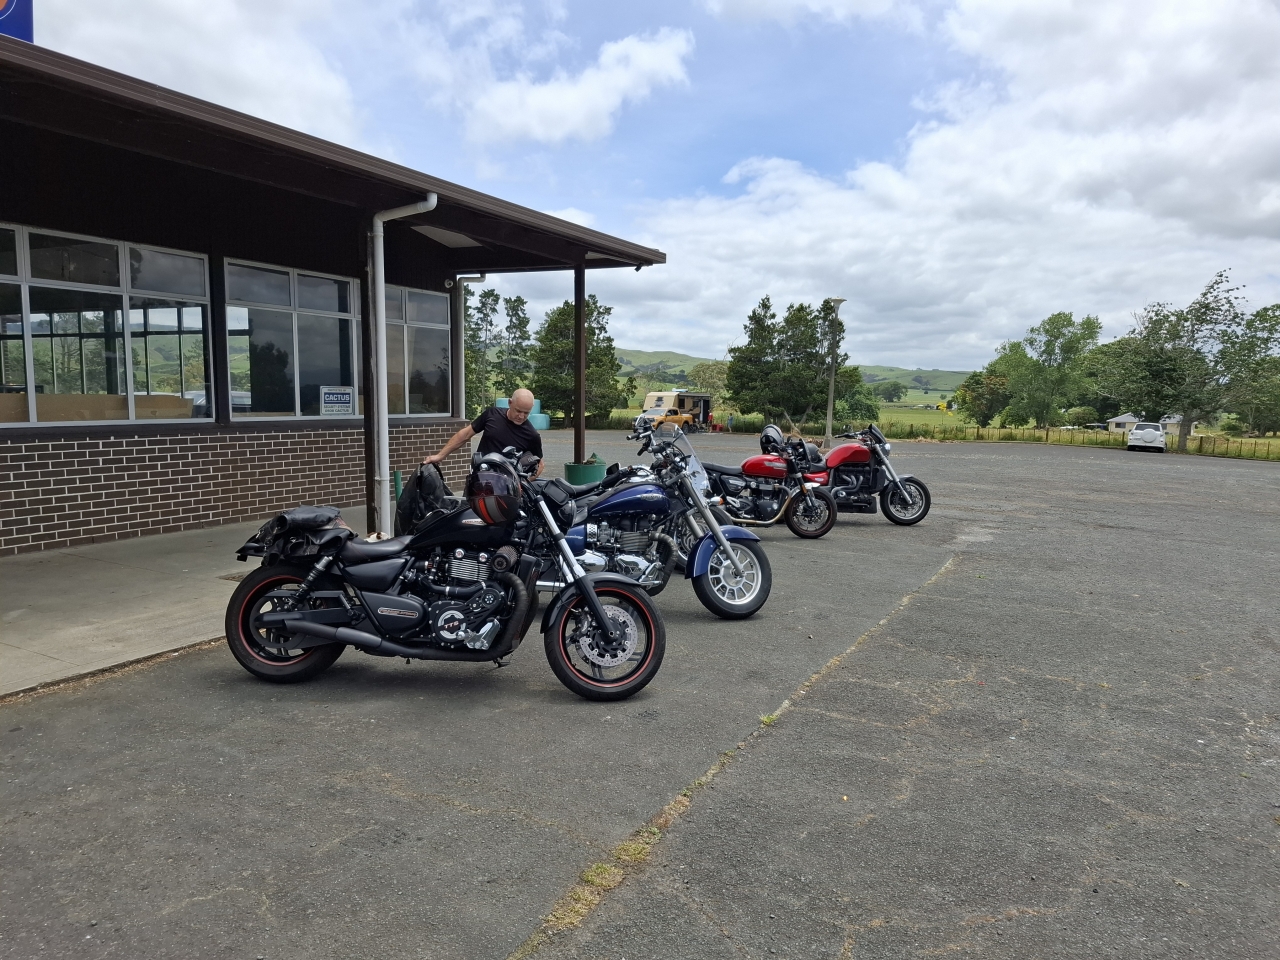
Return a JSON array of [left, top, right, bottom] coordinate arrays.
[[224, 257, 361, 421], [0, 222, 214, 427], [384, 284, 452, 419]]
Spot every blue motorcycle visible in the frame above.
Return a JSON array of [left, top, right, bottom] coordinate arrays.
[[533, 424, 772, 620]]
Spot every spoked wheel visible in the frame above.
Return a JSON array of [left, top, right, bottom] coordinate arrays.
[[880, 478, 931, 525], [225, 564, 345, 683], [545, 585, 665, 701], [691, 539, 772, 620], [784, 488, 837, 538]]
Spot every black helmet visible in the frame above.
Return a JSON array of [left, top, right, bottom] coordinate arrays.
[[803, 441, 822, 464], [760, 424, 784, 455], [466, 456, 521, 526]]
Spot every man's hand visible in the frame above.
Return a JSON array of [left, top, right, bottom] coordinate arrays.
[[421, 453, 442, 466]]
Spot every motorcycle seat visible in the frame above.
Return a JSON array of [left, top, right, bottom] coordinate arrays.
[[703, 462, 743, 476], [340, 535, 413, 563]]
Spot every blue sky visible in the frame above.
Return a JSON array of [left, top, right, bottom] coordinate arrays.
[[40, 1, 1280, 368]]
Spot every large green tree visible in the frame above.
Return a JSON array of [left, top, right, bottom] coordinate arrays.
[[1090, 273, 1280, 450], [463, 286, 500, 416], [953, 364, 1013, 426], [494, 295, 532, 398], [530, 295, 633, 419], [998, 312, 1103, 427], [727, 296, 842, 430], [688, 360, 729, 412]]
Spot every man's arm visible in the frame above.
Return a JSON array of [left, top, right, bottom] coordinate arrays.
[[422, 424, 475, 465]]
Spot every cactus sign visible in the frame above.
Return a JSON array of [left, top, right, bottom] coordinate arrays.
[[0, 0, 33, 42]]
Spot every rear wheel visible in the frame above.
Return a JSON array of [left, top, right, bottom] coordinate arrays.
[[691, 538, 772, 620], [784, 488, 837, 538], [881, 478, 931, 525], [225, 564, 346, 683], [545, 585, 665, 701]]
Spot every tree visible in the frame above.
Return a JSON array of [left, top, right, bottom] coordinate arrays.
[[1065, 405, 1098, 427], [688, 360, 729, 411], [1090, 273, 1280, 450], [529, 295, 633, 419], [834, 365, 879, 424], [464, 286, 500, 416], [953, 366, 1012, 427], [727, 297, 836, 430], [871, 380, 907, 402], [494, 295, 532, 398], [998, 312, 1102, 428]]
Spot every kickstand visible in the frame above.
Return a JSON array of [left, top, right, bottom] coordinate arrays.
[[492, 657, 509, 669]]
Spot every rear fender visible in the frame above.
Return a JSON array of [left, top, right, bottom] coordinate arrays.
[[540, 573, 642, 635], [686, 525, 760, 579]]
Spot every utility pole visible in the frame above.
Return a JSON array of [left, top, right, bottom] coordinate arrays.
[[824, 298, 846, 447]]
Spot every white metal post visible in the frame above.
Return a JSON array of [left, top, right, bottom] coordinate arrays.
[[371, 195, 437, 536]]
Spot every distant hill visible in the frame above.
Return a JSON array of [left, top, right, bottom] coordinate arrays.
[[614, 348, 715, 378], [860, 366, 972, 392]]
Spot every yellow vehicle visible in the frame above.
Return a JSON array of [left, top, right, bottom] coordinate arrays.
[[639, 390, 712, 428]]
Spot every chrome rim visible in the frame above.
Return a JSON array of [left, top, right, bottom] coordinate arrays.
[[887, 483, 925, 520], [707, 544, 762, 605]]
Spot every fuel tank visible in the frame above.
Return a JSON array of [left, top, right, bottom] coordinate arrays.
[[407, 504, 513, 552], [741, 454, 788, 479], [587, 483, 672, 519], [825, 441, 871, 468]]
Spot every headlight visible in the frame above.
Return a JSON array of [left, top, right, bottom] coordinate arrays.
[[884, 443, 891, 454]]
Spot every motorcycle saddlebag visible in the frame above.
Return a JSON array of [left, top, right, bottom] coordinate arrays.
[[394, 464, 462, 536], [239, 505, 353, 562]]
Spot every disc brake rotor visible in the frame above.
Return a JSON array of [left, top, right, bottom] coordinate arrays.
[[576, 605, 639, 667]]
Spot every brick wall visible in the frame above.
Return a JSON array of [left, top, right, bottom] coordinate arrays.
[[0, 420, 469, 556]]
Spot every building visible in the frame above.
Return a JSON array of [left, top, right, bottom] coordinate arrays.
[[1106, 413, 1141, 433], [0, 38, 664, 555]]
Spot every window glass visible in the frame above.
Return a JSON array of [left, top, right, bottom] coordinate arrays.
[[297, 314, 354, 416], [29, 287, 127, 421], [385, 285, 404, 321], [0, 228, 16, 277], [227, 263, 291, 306], [387, 322, 406, 415], [0, 283, 26, 422], [29, 233, 120, 287], [406, 324, 450, 414], [297, 274, 349, 313], [227, 306, 295, 416], [129, 298, 211, 419], [129, 247, 205, 297], [406, 289, 448, 326]]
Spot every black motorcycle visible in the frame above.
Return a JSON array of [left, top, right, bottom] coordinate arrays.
[[224, 451, 666, 701]]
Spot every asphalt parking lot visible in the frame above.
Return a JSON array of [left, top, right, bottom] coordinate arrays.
[[3, 436, 1278, 959]]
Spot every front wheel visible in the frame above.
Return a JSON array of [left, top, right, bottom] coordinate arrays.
[[881, 478, 931, 525], [784, 488, 837, 538], [545, 584, 666, 701], [225, 563, 346, 683], [691, 538, 772, 620]]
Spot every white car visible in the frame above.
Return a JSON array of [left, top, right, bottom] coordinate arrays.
[[1127, 422, 1166, 452]]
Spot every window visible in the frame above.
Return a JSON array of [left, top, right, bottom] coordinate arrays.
[[385, 285, 451, 416], [226, 261, 359, 419], [0, 223, 213, 425]]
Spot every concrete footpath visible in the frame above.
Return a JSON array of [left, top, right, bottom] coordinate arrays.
[[0, 509, 366, 696]]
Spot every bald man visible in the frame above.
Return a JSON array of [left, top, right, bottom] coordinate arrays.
[[422, 387, 545, 476]]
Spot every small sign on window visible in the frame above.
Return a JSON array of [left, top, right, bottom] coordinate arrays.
[[321, 387, 354, 416]]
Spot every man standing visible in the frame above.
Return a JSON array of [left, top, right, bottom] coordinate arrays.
[[422, 387, 545, 475]]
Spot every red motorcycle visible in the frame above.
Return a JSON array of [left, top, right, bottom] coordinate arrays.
[[702, 425, 838, 538], [804, 424, 931, 525]]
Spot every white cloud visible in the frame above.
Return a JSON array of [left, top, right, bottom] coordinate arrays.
[[575, 0, 1280, 368], [542, 207, 597, 228], [463, 29, 694, 145], [705, 0, 922, 28], [39, 0, 361, 145]]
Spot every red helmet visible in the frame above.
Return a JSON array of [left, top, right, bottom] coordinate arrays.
[[466, 457, 521, 525]]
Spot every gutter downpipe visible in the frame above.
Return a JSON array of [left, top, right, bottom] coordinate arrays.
[[371, 195, 437, 536]]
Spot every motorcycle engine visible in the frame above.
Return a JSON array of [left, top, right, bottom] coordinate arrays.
[[723, 479, 780, 520], [586, 519, 665, 585], [410, 548, 512, 649]]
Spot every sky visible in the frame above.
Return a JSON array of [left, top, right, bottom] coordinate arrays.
[[37, 0, 1280, 369]]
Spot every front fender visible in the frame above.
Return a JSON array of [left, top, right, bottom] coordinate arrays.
[[686, 525, 760, 579], [540, 573, 642, 636]]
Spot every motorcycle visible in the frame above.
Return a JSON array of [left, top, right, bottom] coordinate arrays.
[[532, 422, 771, 620], [701, 424, 839, 539], [807, 424, 931, 525], [224, 451, 666, 701]]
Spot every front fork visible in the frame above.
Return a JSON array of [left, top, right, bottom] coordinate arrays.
[[879, 454, 915, 502], [681, 474, 746, 576], [534, 497, 621, 641]]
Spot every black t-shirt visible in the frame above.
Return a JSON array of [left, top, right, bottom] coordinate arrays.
[[471, 406, 543, 460]]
